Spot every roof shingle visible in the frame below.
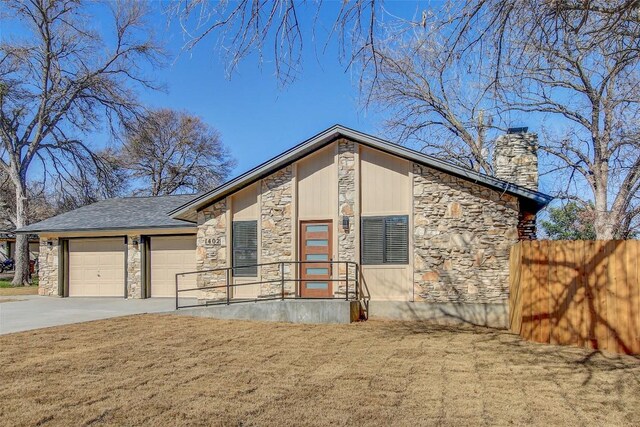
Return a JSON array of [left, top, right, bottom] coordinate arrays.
[[17, 194, 198, 233]]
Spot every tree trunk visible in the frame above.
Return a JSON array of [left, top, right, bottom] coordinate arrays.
[[594, 186, 615, 240], [11, 185, 30, 286]]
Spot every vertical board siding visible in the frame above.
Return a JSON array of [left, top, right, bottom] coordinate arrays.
[[360, 146, 412, 301], [509, 240, 640, 355], [297, 144, 335, 219]]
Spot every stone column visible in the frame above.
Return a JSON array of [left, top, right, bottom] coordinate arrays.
[[337, 139, 357, 296], [126, 235, 143, 298], [260, 166, 293, 296], [196, 200, 228, 300], [38, 237, 59, 296]]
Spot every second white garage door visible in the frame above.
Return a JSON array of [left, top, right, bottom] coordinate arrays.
[[69, 238, 125, 297], [150, 235, 197, 297]]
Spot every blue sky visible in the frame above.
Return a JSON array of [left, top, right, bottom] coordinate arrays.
[[137, 3, 384, 174]]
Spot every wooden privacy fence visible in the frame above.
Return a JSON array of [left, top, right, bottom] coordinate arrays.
[[509, 240, 640, 355]]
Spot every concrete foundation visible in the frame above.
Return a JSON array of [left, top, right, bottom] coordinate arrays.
[[367, 301, 508, 329], [176, 299, 361, 324]]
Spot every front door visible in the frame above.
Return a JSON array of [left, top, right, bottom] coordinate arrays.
[[300, 221, 333, 298]]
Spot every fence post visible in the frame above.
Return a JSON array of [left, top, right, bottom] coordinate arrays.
[[281, 262, 285, 300]]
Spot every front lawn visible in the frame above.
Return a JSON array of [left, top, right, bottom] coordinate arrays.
[[0, 315, 638, 426]]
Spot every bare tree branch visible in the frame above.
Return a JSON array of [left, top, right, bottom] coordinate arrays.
[[119, 109, 235, 196], [0, 0, 165, 285]]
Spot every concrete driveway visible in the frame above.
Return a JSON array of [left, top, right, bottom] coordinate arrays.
[[0, 296, 176, 335]]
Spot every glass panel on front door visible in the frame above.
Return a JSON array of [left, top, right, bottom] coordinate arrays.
[[300, 221, 333, 298], [306, 224, 328, 233]]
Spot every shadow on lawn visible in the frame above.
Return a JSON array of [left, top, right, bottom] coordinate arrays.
[[371, 317, 640, 387]]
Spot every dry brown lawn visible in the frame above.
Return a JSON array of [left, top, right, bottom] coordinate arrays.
[[0, 315, 639, 426]]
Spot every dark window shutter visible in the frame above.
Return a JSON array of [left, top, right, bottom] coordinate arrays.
[[232, 221, 258, 276], [384, 216, 408, 264], [361, 217, 384, 265]]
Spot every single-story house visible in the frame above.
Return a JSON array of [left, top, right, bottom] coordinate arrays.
[[19, 125, 552, 325]]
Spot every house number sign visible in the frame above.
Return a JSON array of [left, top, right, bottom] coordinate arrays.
[[204, 237, 221, 246]]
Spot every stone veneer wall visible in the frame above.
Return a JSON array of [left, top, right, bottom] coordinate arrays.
[[126, 235, 142, 298], [260, 166, 293, 296], [413, 164, 519, 304], [196, 199, 228, 299], [38, 237, 59, 296], [337, 139, 357, 295]]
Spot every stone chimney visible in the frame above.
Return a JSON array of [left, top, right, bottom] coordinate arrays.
[[494, 128, 539, 240], [493, 129, 538, 192]]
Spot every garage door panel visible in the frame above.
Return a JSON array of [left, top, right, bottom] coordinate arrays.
[[69, 238, 125, 297], [151, 236, 197, 297]]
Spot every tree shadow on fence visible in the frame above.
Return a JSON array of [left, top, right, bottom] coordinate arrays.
[[512, 240, 640, 356]]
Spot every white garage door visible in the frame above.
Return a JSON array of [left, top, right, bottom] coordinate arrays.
[[150, 235, 197, 297], [69, 238, 125, 297]]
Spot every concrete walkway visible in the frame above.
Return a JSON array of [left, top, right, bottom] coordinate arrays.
[[0, 296, 176, 335]]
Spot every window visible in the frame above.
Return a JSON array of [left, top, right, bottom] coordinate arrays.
[[232, 221, 258, 276], [361, 216, 409, 265]]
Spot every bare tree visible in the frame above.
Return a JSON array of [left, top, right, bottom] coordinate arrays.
[[361, 9, 501, 174], [464, 0, 640, 239], [0, 174, 24, 230], [0, 149, 127, 230], [171, 0, 379, 86], [361, 1, 640, 239], [0, 0, 164, 285], [47, 148, 129, 213], [120, 109, 234, 196]]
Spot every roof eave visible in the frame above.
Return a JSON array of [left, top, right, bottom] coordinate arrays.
[[15, 223, 197, 234], [170, 125, 554, 218]]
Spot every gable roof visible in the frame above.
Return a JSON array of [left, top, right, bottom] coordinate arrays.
[[17, 194, 198, 234], [170, 125, 552, 219]]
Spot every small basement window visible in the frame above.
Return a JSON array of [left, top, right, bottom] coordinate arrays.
[[361, 216, 409, 265], [232, 221, 258, 276]]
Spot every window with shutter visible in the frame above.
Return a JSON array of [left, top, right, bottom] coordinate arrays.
[[384, 216, 409, 263], [361, 215, 408, 265], [361, 217, 384, 265], [232, 221, 258, 276]]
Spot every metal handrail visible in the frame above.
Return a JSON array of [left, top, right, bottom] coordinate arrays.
[[175, 260, 361, 310]]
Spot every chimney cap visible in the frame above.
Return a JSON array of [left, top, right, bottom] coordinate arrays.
[[507, 126, 529, 134]]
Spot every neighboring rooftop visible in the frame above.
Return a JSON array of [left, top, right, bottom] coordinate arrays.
[[17, 194, 198, 233]]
